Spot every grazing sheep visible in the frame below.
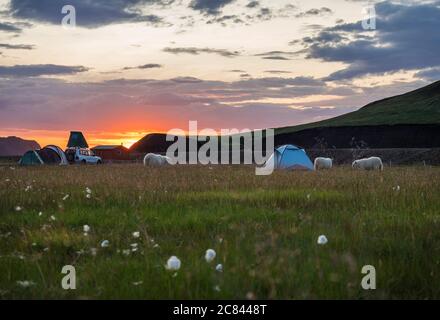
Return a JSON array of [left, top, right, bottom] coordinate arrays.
[[314, 157, 333, 170], [143, 153, 171, 166], [352, 157, 384, 171]]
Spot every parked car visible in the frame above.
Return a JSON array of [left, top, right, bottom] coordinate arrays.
[[65, 147, 102, 164]]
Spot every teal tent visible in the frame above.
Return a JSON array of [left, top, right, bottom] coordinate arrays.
[[67, 131, 89, 148], [264, 144, 314, 171], [19, 150, 43, 166]]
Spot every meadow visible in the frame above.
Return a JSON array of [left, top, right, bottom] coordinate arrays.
[[0, 164, 439, 299]]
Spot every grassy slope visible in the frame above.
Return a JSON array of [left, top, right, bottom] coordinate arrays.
[[1, 165, 440, 299], [277, 81, 440, 134]]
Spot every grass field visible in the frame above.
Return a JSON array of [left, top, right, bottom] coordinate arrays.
[[1, 164, 440, 299]]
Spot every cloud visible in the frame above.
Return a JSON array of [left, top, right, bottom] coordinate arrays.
[[0, 64, 89, 78], [163, 47, 240, 57], [189, 0, 236, 15], [246, 1, 260, 9], [295, 7, 332, 18], [415, 68, 440, 82], [264, 70, 292, 74], [8, 0, 169, 28], [0, 22, 22, 33], [297, 1, 440, 80], [123, 63, 163, 70], [0, 43, 35, 50], [255, 50, 296, 60]]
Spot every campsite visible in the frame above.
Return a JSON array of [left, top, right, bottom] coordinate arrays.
[[1, 164, 440, 299]]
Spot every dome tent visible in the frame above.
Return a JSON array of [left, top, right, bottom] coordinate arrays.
[[19, 145, 68, 166], [263, 144, 314, 171]]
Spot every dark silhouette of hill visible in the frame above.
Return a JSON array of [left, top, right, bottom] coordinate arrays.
[[0, 136, 41, 156]]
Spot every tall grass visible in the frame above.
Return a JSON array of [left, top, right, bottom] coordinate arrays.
[[0, 164, 439, 299]]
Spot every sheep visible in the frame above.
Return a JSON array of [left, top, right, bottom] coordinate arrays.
[[314, 157, 333, 170], [143, 153, 171, 166], [352, 157, 384, 171]]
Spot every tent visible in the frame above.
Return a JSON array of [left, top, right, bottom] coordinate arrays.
[[19, 145, 68, 166], [263, 144, 314, 171], [67, 131, 89, 148], [19, 150, 44, 165]]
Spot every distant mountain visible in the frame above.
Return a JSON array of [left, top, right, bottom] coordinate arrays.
[[130, 80, 440, 153], [277, 80, 440, 134], [0, 136, 41, 156]]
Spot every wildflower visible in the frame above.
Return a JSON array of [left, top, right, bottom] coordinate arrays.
[[50, 215, 56, 221], [122, 249, 131, 256], [83, 225, 91, 233], [25, 186, 31, 192], [85, 187, 92, 194], [166, 256, 181, 271], [38, 211, 43, 217], [90, 248, 98, 256], [86, 194, 91, 199], [216, 264, 223, 272], [214, 285, 221, 292], [15, 206, 22, 212], [16, 280, 35, 288], [132, 231, 140, 238], [317, 235, 328, 245], [153, 244, 160, 249], [132, 281, 143, 286], [62, 194, 69, 201], [101, 240, 110, 248], [205, 249, 216, 263]]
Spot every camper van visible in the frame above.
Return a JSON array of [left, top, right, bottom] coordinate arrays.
[[65, 147, 102, 164]]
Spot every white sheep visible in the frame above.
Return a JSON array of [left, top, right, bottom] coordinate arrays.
[[352, 157, 384, 171], [143, 153, 171, 166], [314, 157, 333, 170]]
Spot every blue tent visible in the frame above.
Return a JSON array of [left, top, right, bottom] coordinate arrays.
[[265, 144, 314, 170]]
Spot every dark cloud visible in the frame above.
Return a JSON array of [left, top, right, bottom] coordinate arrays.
[[0, 43, 35, 50], [255, 50, 296, 60], [246, 1, 260, 9], [163, 47, 240, 57], [189, 0, 236, 15], [0, 22, 23, 33], [415, 68, 440, 82], [0, 64, 89, 78], [295, 7, 332, 18], [123, 63, 163, 70], [264, 70, 292, 74], [9, 0, 169, 28], [298, 1, 440, 80]]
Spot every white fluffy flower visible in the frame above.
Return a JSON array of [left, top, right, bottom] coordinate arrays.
[[132, 231, 140, 238], [90, 248, 97, 256], [216, 264, 223, 272], [50, 215, 56, 221], [16, 280, 35, 288], [83, 225, 90, 233], [15, 206, 22, 212], [101, 240, 110, 248], [85, 187, 92, 194], [166, 256, 181, 271], [122, 249, 131, 256], [62, 194, 69, 201], [205, 249, 216, 263], [317, 235, 328, 245]]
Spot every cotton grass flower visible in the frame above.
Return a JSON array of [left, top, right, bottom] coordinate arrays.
[[62, 194, 69, 201], [83, 225, 91, 233], [132, 231, 140, 238], [50, 215, 56, 221], [16, 280, 35, 288], [101, 240, 110, 248], [122, 249, 131, 256], [166, 256, 181, 271], [15, 206, 22, 212], [85, 187, 92, 194], [216, 264, 223, 272], [205, 249, 216, 263], [317, 235, 328, 245], [38, 211, 43, 217], [90, 248, 97, 256]]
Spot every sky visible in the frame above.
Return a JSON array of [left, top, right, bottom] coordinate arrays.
[[0, 0, 439, 148]]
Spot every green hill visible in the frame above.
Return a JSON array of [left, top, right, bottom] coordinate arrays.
[[277, 80, 440, 134]]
